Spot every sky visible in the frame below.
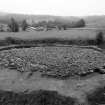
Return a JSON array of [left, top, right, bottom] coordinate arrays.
[[0, 0, 105, 16]]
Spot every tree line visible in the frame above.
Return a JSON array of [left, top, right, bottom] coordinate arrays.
[[8, 18, 28, 32], [7, 18, 86, 32]]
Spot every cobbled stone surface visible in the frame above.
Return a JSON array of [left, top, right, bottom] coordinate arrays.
[[0, 46, 105, 79]]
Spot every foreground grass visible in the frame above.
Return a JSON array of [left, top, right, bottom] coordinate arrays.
[[87, 87, 105, 105], [0, 89, 75, 105]]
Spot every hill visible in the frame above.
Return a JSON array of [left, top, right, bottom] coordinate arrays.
[[0, 12, 80, 24], [84, 15, 105, 28], [0, 12, 105, 28]]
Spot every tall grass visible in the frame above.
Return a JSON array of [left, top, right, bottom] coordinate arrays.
[[0, 37, 98, 46], [0, 89, 75, 105]]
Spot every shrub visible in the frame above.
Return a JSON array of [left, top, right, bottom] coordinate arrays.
[[21, 19, 28, 31], [75, 19, 86, 27], [5, 37, 23, 45], [96, 31, 104, 45]]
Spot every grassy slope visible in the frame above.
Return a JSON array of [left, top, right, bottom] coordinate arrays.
[[84, 15, 105, 28]]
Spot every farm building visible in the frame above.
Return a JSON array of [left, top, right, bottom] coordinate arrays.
[[26, 26, 45, 32]]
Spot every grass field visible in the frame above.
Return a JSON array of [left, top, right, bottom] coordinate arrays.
[[0, 29, 103, 47], [0, 29, 98, 40]]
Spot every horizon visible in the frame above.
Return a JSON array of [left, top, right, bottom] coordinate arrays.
[[1, 11, 105, 17], [0, 0, 105, 17]]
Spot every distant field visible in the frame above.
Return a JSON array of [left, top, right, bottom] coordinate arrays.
[[0, 29, 99, 40]]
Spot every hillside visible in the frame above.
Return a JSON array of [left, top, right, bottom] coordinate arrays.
[[0, 12, 80, 24], [84, 15, 105, 28], [0, 12, 105, 28]]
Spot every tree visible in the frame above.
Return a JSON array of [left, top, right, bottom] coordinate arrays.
[[8, 18, 19, 32], [96, 31, 104, 45], [76, 19, 85, 27], [0, 25, 4, 32], [21, 19, 28, 31]]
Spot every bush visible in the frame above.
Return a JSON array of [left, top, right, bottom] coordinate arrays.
[[21, 19, 28, 31], [75, 19, 85, 27], [5, 37, 23, 45], [96, 32, 104, 45]]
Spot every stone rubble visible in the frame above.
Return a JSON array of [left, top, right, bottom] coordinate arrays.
[[0, 46, 105, 79]]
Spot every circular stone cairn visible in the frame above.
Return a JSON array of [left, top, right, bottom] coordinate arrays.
[[0, 46, 105, 79]]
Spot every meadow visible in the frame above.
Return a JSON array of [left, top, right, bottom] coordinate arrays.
[[0, 29, 98, 40], [0, 29, 103, 47]]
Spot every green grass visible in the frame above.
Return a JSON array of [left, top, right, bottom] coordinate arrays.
[[0, 30, 97, 40], [0, 29, 101, 46]]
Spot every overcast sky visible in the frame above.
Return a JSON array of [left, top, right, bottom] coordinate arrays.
[[0, 0, 105, 16]]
